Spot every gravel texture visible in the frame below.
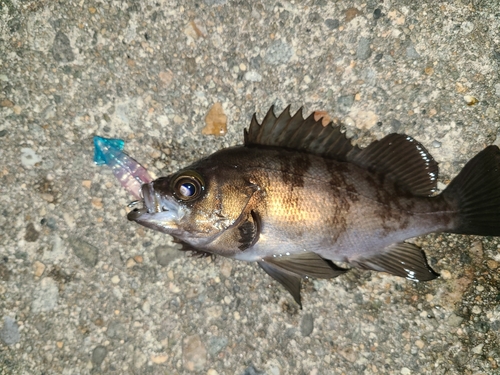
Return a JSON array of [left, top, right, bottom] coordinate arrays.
[[1, 0, 500, 374]]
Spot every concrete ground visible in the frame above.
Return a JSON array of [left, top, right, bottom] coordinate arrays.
[[1, 0, 500, 374]]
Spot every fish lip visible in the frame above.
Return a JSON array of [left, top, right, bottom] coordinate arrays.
[[127, 181, 185, 228]]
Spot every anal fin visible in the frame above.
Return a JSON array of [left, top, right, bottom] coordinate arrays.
[[258, 252, 349, 306], [351, 242, 439, 281]]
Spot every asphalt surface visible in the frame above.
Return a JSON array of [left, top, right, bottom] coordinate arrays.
[[1, 0, 500, 374]]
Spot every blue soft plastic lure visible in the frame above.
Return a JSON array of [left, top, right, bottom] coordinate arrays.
[[93, 136, 152, 199]]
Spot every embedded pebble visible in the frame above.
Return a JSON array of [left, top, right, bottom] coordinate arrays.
[[52, 31, 75, 62], [207, 336, 228, 356], [21, 148, 42, 168], [472, 343, 484, 354], [300, 313, 314, 337], [0, 316, 20, 346], [33, 261, 46, 277], [244, 71, 262, 82], [406, 45, 420, 59], [202, 103, 227, 136], [464, 95, 478, 106], [0, 264, 10, 281], [151, 354, 168, 364], [154, 246, 181, 266], [264, 40, 293, 65], [441, 270, 452, 280], [324, 18, 339, 30], [183, 335, 207, 371], [91, 345, 108, 367], [356, 37, 372, 60], [69, 238, 98, 267], [32, 277, 59, 313], [25, 223, 40, 242]]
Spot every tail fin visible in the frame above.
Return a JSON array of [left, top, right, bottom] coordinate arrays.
[[443, 145, 500, 236]]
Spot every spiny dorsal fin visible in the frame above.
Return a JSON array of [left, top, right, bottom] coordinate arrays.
[[245, 106, 439, 196], [245, 105, 360, 162]]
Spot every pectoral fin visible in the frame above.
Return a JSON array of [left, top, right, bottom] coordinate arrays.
[[351, 242, 439, 281], [258, 252, 349, 306]]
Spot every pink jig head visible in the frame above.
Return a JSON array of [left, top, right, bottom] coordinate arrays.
[[93, 136, 153, 200]]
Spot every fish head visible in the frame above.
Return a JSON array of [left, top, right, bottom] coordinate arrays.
[[127, 155, 258, 250]]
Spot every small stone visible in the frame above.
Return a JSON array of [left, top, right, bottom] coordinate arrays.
[[406, 45, 420, 59], [0, 99, 14, 107], [106, 320, 126, 339], [373, 8, 382, 20], [0, 264, 10, 281], [301, 313, 314, 336], [345, 7, 361, 22], [324, 19, 339, 30], [82, 180, 92, 189], [401, 368, 411, 375], [487, 259, 498, 270], [32, 277, 59, 313], [25, 223, 40, 242], [264, 40, 293, 65], [56, 341, 64, 349], [464, 95, 478, 106], [244, 71, 262, 82], [12, 105, 22, 115], [313, 111, 331, 126], [88, 6, 97, 14], [494, 83, 500, 98], [52, 31, 75, 63], [0, 317, 20, 346], [472, 343, 484, 354], [337, 94, 355, 113], [133, 255, 143, 263], [432, 140, 441, 148], [21, 148, 42, 168], [415, 339, 425, 349], [448, 313, 463, 327], [461, 21, 474, 34], [472, 305, 481, 314], [207, 369, 219, 375], [91, 197, 103, 209], [356, 37, 372, 60], [111, 275, 120, 284], [151, 354, 168, 364], [92, 345, 108, 367], [154, 246, 181, 266], [159, 70, 173, 88], [242, 365, 265, 375], [219, 260, 232, 278], [33, 261, 46, 277], [441, 270, 452, 280], [183, 335, 207, 371], [202, 103, 227, 136], [207, 336, 228, 356], [126, 258, 137, 268], [70, 238, 99, 267]]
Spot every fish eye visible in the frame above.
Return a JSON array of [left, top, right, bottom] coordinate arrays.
[[172, 172, 204, 201]]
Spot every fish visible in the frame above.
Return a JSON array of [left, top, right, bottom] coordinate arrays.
[[93, 136, 153, 199], [126, 106, 500, 306]]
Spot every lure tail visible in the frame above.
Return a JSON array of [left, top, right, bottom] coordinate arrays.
[[93, 136, 153, 199], [443, 145, 500, 236]]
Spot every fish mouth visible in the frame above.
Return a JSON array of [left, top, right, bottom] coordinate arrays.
[[127, 182, 185, 233]]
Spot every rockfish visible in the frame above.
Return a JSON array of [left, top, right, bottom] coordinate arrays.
[[127, 106, 500, 305]]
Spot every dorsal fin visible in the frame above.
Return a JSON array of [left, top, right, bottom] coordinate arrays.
[[346, 133, 439, 196], [245, 106, 439, 196], [245, 105, 360, 162]]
